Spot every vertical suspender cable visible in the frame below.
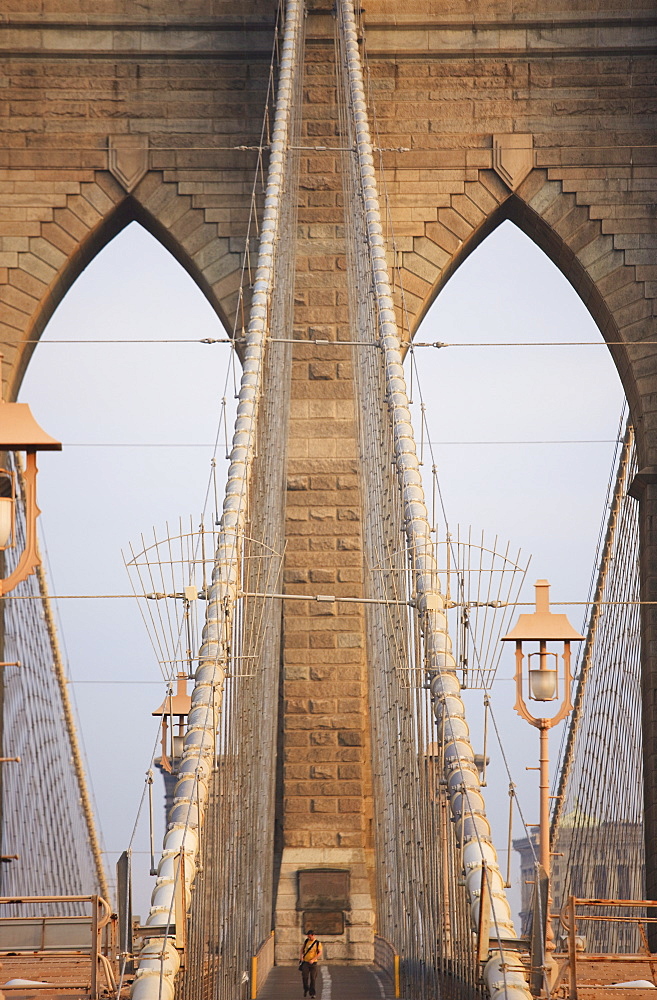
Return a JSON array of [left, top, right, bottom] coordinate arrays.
[[550, 421, 633, 839], [336, 2, 531, 996], [35, 559, 110, 903], [129, 2, 303, 997]]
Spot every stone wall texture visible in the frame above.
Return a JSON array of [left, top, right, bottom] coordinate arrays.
[[1, 0, 656, 959]]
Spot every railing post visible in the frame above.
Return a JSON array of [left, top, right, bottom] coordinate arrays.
[[90, 894, 99, 1000], [393, 953, 400, 999], [568, 896, 578, 1000], [250, 954, 258, 999]]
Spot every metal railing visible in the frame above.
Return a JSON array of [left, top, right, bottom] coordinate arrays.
[[373, 935, 400, 998], [250, 931, 275, 999], [557, 896, 657, 997], [0, 895, 116, 998]]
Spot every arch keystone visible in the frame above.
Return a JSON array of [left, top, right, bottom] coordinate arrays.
[[493, 134, 534, 192], [108, 135, 149, 194]]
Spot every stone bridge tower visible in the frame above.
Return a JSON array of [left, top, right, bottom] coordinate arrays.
[[0, 0, 655, 961]]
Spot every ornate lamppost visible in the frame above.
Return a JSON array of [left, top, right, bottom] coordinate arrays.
[[0, 393, 61, 595], [502, 579, 583, 989], [152, 672, 192, 773]]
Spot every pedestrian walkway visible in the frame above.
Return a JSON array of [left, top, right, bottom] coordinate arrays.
[[258, 964, 395, 1000]]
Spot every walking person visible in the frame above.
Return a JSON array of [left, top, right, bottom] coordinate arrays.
[[299, 929, 322, 998]]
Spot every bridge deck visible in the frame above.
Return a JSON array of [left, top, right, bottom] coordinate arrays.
[[258, 965, 394, 1000]]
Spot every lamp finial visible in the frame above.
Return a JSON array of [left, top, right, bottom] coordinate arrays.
[[535, 579, 550, 614]]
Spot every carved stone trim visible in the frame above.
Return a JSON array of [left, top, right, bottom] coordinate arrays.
[[108, 135, 149, 193], [492, 133, 534, 191], [628, 467, 657, 501]]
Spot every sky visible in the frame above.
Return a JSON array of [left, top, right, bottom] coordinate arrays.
[[18, 218, 625, 923]]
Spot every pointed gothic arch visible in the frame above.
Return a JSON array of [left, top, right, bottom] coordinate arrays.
[[5, 170, 247, 400], [399, 168, 653, 467]]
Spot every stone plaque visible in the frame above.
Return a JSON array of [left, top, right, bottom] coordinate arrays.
[[303, 911, 345, 936], [298, 869, 350, 910]]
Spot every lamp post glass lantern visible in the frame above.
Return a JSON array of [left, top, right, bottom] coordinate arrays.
[[0, 469, 15, 550], [502, 579, 584, 989], [528, 656, 558, 702]]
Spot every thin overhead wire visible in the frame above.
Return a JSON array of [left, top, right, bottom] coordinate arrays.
[[16, 336, 657, 348], [405, 341, 657, 348]]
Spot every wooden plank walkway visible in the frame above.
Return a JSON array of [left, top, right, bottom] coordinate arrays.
[[0, 955, 104, 998], [258, 965, 395, 1000]]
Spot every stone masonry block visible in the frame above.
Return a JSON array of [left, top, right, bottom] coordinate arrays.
[[403, 250, 440, 284], [285, 797, 311, 813], [463, 179, 500, 215], [310, 666, 336, 681], [338, 537, 361, 551], [0, 283, 37, 314], [311, 765, 337, 779], [337, 633, 363, 648], [285, 665, 310, 682], [310, 732, 337, 746], [450, 193, 486, 228], [286, 699, 310, 715], [589, 250, 623, 283], [67, 194, 102, 229], [310, 831, 340, 847], [477, 169, 511, 205], [412, 235, 450, 270], [286, 764, 310, 781], [338, 731, 363, 747], [437, 206, 474, 241], [309, 361, 336, 379], [310, 798, 338, 813], [286, 732, 311, 748], [17, 252, 56, 284], [309, 699, 338, 714], [284, 831, 311, 848], [338, 798, 362, 813], [338, 765, 361, 780], [528, 179, 563, 217]]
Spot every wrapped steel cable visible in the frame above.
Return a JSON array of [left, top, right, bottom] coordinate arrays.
[[335, 1, 531, 997], [130, 1, 303, 997]]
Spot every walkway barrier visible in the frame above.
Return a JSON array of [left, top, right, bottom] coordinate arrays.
[[374, 935, 400, 998], [0, 895, 116, 998], [251, 931, 275, 999], [557, 896, 657, 997]]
